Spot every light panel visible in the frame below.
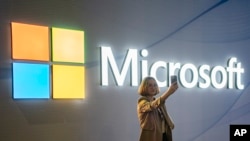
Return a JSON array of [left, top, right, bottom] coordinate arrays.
[[13, 62, 50, 99], [11, 22, 49, 61], [52, 65, 85, 99], [52, 27, 84, 63]]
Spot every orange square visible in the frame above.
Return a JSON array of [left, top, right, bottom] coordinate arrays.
[[11, 22, 49, 61]]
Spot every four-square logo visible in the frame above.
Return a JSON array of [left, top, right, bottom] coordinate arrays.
[[11, 22, 85, 99]]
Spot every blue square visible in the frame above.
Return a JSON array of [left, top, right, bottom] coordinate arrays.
[[13, 62, 50, 99]]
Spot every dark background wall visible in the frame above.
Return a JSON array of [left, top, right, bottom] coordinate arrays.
[[1, 0, 250, 141]]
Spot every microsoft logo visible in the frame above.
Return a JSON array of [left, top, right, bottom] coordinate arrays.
[[11, 22, 85, 99]]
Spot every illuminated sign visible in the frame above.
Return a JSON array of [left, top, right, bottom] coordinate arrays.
[[11, 22, 85, 99], [10, 23, 245, 93], [100, 46, 244, 89]]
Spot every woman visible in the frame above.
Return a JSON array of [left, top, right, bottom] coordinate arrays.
[[137, 76, 178, 141]]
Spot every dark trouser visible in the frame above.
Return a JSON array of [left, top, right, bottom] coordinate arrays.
[[163, 130, 172, 141], [163, 132, 168, 141]]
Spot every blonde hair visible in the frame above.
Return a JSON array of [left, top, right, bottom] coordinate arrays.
[[138, 76, 160, 96]]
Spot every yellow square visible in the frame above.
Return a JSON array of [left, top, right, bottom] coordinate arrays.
[[11, 22, 49, 61], [52, 27, 84, 63], [52, 65, 85, 99]]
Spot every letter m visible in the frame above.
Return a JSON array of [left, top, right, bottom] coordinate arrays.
[[101, 46, 138, 86]]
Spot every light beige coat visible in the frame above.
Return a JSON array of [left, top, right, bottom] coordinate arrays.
[[137, 96, 174, 141]]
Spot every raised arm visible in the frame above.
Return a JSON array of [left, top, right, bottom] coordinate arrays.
[[160, 82, 178, 101]]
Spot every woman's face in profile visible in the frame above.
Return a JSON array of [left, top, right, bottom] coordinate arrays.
[[146, 79, 158, 96]]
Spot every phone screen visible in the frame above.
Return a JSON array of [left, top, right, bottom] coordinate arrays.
[[171, 75, 177, 84]]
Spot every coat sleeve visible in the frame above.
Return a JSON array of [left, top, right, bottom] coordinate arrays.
[[137, 96, 165, 113]]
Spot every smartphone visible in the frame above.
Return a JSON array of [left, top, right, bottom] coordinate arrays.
[[171, 75, 177, 84]]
